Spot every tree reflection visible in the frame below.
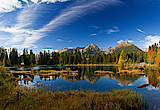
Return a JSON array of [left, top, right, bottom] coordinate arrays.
[[13, 66, 160, 89], [147, 69, 160, 89]]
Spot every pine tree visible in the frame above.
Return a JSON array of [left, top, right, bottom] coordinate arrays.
[[39, 52, 44, 65], [10, 48, 19, 66], [6, 59, 11, 67], [30, 50, 36, 65], [102, 53, 106, 64]]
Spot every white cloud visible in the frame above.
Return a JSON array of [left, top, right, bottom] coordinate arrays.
[[139, 40, 145, 42], [40, 0, 122, 32], [144, 35, 160, 48], [0, 0, 22, 13], [0, 14, 3, 17], [113, 26, 118, 29], [0, 37, 10, 40], [127, 40, 134, 43], [0, 0, 122, 49], [21, 0, 29, 3], [117, 39, 134, 44], [137, 28, 144, 33], [57, 38, 64, 42], [117, 40, 124, 44], [13, 44, 38, 49], [30, 0, 39, 4], [69, 40, 72, 42], [15, 4, 40, 29], [41, 0, 69, 3], [42, 48, 54, 52], [90, 33, 97, 36], [106, 26, 120, 34], [0, 0, 69, 13]]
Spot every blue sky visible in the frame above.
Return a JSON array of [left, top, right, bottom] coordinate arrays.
[[0, 0, 160, 53]]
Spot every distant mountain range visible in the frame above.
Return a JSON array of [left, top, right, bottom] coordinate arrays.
[[58, 41, 147, 54]]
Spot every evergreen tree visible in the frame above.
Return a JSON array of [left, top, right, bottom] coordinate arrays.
[[52, 52, 57, 65], [102, 53, 106, 64], [30, 50, 36, 65], [39, 52, 44, 65], [10, 48, 19, 66]]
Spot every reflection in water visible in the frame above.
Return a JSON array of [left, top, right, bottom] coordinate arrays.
[[147, 69, 160, 89], [14, 66, 160, 90], [10, 66, 160, 110], [101, 74, 140, 85], [135, 69, 160, 89], [84, 74, 100, 84]]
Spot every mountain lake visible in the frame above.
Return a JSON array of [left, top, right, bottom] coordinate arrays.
[[8, 66, 160, 110]]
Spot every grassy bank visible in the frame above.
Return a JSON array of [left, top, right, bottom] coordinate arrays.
[[0, 73, 143, 110], [4, 64, 119, 69], [64, 64, 119, 66]]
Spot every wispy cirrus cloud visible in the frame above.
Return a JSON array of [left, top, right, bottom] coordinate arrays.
[[40, 0, 122, 32], [0, 1, 68, 49], [106, 26, 120, 34], [0, 14, 3, 18], [137, 28, 144, 33], [0, 0, 69, 13], [0, 0, 122, 49], [41, 0, 69, 3]]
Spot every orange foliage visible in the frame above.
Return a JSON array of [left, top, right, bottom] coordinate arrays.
[[156, 49, 160, 65], [147, 46, 154, 64]]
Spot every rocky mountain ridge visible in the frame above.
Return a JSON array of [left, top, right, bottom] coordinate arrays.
[[83, 43, 100, 54], [58, 41, 145, 54]]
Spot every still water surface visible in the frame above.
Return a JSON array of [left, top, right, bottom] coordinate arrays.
[[12, 66, 160, 110]]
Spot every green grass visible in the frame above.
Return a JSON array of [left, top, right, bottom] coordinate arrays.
[[0, 73, 142, 110]]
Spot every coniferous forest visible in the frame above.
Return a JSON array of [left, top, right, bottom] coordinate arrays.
[[0, 42, 159, 67]]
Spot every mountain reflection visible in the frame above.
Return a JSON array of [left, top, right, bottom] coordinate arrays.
[[101, 74, 140, 85], [15, 66, 160, 89]]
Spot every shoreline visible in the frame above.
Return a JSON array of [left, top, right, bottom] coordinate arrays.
[[3, 63, 160, 69]]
